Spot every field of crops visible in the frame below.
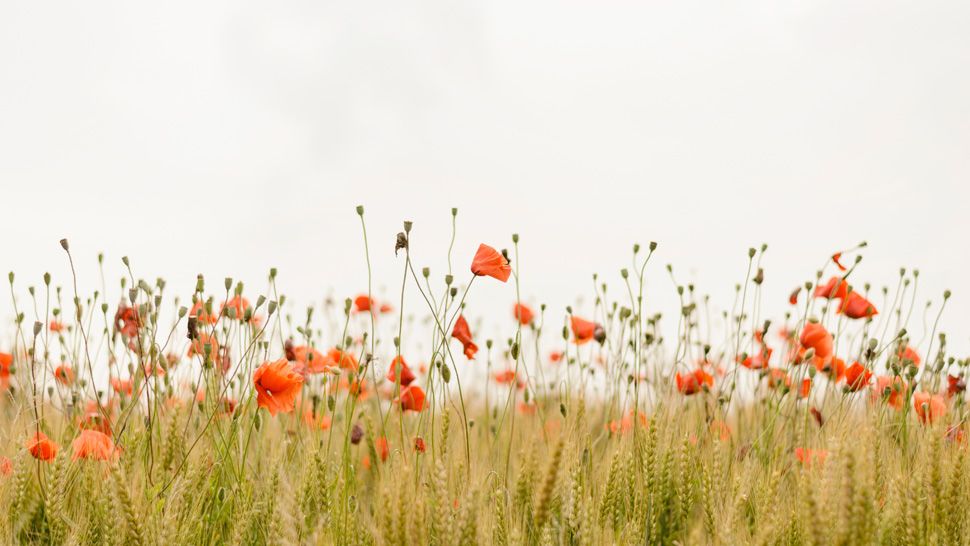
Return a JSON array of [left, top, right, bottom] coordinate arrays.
[[0, 208, 966, 545]]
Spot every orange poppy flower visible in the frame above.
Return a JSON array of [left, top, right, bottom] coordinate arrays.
[[710, 420, 732, 441], [513, 303, 535, 326], [293, 346, 335, 375], [386, 356, 415, 387], [49, 320, 65, 333], [570, 316, 597, 345], [799, 322, 833, 361], [328, 348, 359, 371], [376, 436, 390, 462], [797, 378, 812, 398], [872, 375, 908, 410], [493, 369, 525, 389], [794, 447, 828, 468], [517, 401, 537, 415], [675, 368, 714, 395], [788, 287, 801, 306], [220, 296, 251, 320], [451, 315, 478, 359], [838, 291, 877, 319], [54, 364, 75, 386], [25, 431, 59, 461], [843, 362, 873, 392], [0, 456, 11, 476], [71, 429, 116, 461], [822, 357, 846, 383], [253, 359, 304, 416], [189, 299, 218, 324], [110, 377, 133, 396], [814, 277, 849, 300], [913, 392, 947, 424], [0, 352, 11, 378], [897, 345, 921, 367], [606, 410, 649, 435], [766, 367, 791, 390], [414, 437, 427, 453], [470, 244, 511, 282], [549, 351, 563, 363], [187, 332, 220, 363]]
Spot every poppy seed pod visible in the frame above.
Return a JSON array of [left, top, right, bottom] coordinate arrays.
[[60, 239, 70, 251], [356, 205, 364, 215]]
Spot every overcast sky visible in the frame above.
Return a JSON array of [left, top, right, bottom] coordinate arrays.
[[2, 1, 968, 356]]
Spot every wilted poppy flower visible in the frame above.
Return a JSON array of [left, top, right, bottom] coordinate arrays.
[[328, 348, 359, 371], [513, 303, 535, 326], [470, 244, 511, 282], [675, 368, 714, 395], [947, 374, 966, 399], [353, 295, 374, 313], [814, 277, 849, 300], [54, 364, 75, 386], [350, 424, 364, 445], [913, 392, 947, 424], [809, 406, 824, 427], [414, 436, 427, 453], [110, 377, 133, 396], [570, 316, 597, 345], [897, 345, 921, 367], [794, 447, 828, 468], [843, 362, 873, 392], [386, 356, 416, 387], [451, 315, 478, 359], [838, 291, 877, 319], [799, 322, 833, 361], [872, 375, 908, 410], [253, 359, 304, 416], [25, 431, 58, 461], [114, 304, 140, 338], [71, 429, 116, 461]]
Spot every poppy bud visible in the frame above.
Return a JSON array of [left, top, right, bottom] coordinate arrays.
[[422, 267, 430, 278], [224, 277, 232, 291], [510, 343, 519, 360], [748, 248, 756, 258], [944, 290, 952, 300], [7, 272, 12, 284], [32, 321, 42, 336], [356, 205, 364, 216], [512, 233, 519, 243], [254, 413, 262, 431], [328, 395, 336, 412], [560, 402, 567, 417], [101, 303, 108, 313], [60, 239, 69, 251], [620, 269, 628, 279], [445, 275, 453, 286], [562, 326, 569, 340], [441, 363, 451, 383], [633, 243, 640, 254], [451, 207, 457, 216], [450, 288, 457, 298], [649, 242, 657, 251]]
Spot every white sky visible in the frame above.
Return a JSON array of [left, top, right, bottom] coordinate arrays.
[[2, 1, 969, 357]]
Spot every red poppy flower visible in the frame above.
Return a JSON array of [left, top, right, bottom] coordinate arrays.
[[25, 431, 59, 461], [513, 303, 535, 326], [843, 362, 873, 392], [799, 322, 833, 361], [740, 346, 772, 370], [49, 320, 65, 333], [606, 410, 649, 435], [189, 299, 218, 324], [549, 351, 563, 363], [0, 456, 11, 476], [814, 277, 849, 300], [253, 359, 304, 416], [570, 316, 597, 345], [794, 447, 828, 468], [114, 304, 140, 338], [71, 429, 116, 461], [379, 303, 393, 314], [838, 291, 877, 319], [947, 374, 966, 399], [913, 392, 947, 424], [187, 332, 220, 363], [386, 356, 416, 387], [414, 436, 427, 453], [220, 296, 251, 320], [493, 369, 524, 389], [797, 378, 812, 398], [353, 295, 374, 313], [675, 368, 714, 395], [451, 315, 478, 359], [54, 364, 75, 386], [376, 436, 390, 462], [470, 244, 511, 282], [788, 287, 801, 306], [766, 367, 791, 390], [831, 253, 847, 271]]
